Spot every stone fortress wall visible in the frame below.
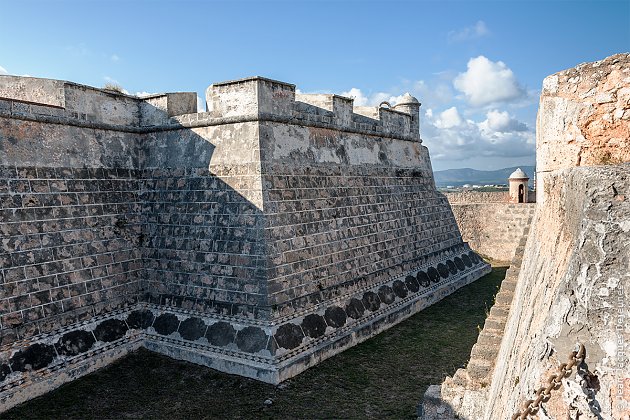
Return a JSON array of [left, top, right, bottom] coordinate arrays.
[[446, 200, 534, 262], [0, 75, 490, 410], [444, 191, 535, 262], [427, 53, 630, 419], [484, 52, 630, 420]]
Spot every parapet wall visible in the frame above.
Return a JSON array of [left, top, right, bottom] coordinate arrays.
[[483, 53, 630, 419], [443, 191, 510, 204], [0, 75, 198, 129], [203, 77, 420, 140], [445, 195, 535, 262], [0, 74, 489, 411], [536, 53, 630, 203], [443, 190, 536, 204]]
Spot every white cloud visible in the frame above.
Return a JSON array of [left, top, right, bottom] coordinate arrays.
[[435, 106, 463, 129], [479, 110, 527, 133], [340, 87, 439, 109], [422, 106, 534, 162], [111, 54, 120, 62], [134, 91, 156, 97], [413, 81, 453, 108], [340, 88, 399, 107], [448, 21, 490, 42], [340, 88, 370, 106], [325, 78, 533, 168], [371, 92, 392, 106], [454, 56, 525, 106], [0, 65, 7, 75], [338, 79, 454, 111]]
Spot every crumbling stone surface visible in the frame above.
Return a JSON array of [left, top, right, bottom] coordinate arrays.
[[421, 221, 532, 420], [486, 165, 629, 420], [421, 53, 630, 420], [537, 53, 630, 202], [485, 53, 630, 420]]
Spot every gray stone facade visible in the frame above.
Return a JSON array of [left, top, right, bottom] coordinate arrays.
[[445, 196, 536, 262], [0, 75, 490, 411]]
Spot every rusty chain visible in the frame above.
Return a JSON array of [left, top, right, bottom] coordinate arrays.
[[511, 344, 586, 420]]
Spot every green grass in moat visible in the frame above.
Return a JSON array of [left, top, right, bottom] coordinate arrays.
[[2, 265, 507, 420]]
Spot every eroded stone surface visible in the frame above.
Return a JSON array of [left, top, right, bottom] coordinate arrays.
[[9, 343, 56, 372], [423, 53, 630, 420], [56, 330, 96, 356], [126, 310, 155, 330], [94, 319, 128, 343], [537, 53, 630, 203], [485, 165, 630, 420], [152, 314, 179, 336], [178, 318, 207, 341], [274, 324, 304, 350], [206, 321, 236, 347], [235, 326, 268, 353]]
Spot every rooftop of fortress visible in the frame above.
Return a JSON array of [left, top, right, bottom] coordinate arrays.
[[0, 75, 421, 141]]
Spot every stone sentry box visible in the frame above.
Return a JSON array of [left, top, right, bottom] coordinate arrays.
[[0, 75, 490, 410]]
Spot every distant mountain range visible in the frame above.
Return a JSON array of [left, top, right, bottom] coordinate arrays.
[[433, 166, 536, 187]]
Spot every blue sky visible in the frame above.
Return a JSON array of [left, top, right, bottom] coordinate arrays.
[[1, 0, 628, 170]]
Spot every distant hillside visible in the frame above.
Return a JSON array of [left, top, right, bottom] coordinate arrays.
[[433, 166, 536, 187]]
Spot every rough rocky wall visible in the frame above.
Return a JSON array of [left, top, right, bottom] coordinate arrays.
[[448, 201, 535, 262], [486, 166, 629, 419], [537, 53, 630, 203], [484, 54, 630, 419]]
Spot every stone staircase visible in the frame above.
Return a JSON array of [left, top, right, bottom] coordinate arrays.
[[419, 215, 533, 419], [454, 233, 526, 389]]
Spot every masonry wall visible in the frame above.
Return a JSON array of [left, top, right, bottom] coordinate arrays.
[[0, 75, 491, 410], [0, 166, 142, 345], [0, 96, 145, 344], [0, 94, 148, 408], [484, 53, 630, 419], [137, 80, 489, 382], [258, 121, 458, 315], [263, 164, 457, 313], [442, 191, 509, 204], [139, 123, 270, 320], [445, 197, 535, 262]]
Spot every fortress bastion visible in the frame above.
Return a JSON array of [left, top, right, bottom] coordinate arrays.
[[0, 75, 490, 410]]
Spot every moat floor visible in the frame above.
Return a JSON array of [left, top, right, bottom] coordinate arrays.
[[2, 265, 507, 420]]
